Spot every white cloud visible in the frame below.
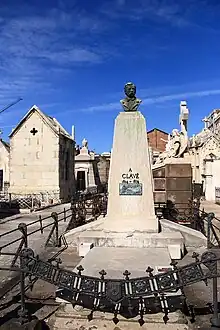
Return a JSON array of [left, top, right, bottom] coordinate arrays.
[[0, 5, 107, 106], [75, 88, 220, 113], [144, 89, 220, 104], [41, 48, 101, 64]]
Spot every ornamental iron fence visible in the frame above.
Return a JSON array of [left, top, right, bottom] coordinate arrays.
[[0, 248, 219, 328]]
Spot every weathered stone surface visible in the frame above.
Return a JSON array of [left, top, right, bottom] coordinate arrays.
[[160, 219, 207, 248], [165, 164, 192, 178], [77, 232, 184, 251], [0, 140, 10, 193], [154, 191, 166, 203], [75, 139, 97, 190], [49, 314, 189, 330], [154, 178, 166, 191], [8, 106, 75, 202], [0, 319, 41, 330], [166, 177, 192, 191], [73, 246, 179, 278], [167, 191, 192, 204], [152, 166, 165, 178], [103, 111, 158, 233]]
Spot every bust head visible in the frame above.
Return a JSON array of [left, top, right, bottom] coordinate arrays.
[[124, 82, 136, 98]]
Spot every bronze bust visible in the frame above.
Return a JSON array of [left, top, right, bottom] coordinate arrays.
[[120, 82, 142, 112]]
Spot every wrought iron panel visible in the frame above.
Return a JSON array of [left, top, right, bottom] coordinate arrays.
[[18, 248, 220, 322]]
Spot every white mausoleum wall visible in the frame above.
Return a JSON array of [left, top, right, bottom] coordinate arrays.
[[9, 111, 60, 194]]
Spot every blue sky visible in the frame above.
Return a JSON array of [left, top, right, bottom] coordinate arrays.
[[1, 0, 220, 153]]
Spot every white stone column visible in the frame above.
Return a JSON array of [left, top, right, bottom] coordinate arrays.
[[103, 111, 158, 233]]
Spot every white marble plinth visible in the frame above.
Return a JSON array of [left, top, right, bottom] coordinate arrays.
[[77, 230, 184, 253], [103, 111, 158, 233]]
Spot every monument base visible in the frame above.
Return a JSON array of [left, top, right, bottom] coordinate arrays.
[[76, 228, 184, 259], [102, 215, 158, 233], [51, 304, 188, 330]]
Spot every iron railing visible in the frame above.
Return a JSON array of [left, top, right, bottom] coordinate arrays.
[[215, 187, 220, 205], [0, 248, 220, 327], [154, 198, 220, 249], [0, 193, 107, 268]]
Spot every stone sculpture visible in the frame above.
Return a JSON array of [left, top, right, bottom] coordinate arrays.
[[120, 82, 142, 112], [82, 138, 88, 148], [155, 101, 189, 164]]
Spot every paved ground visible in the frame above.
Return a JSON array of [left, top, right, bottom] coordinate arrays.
[[0, 203, 72, 290], [200, 200, 220, 246], [0, 246, 82, 327], [201, 200, 220, 218], [45, 246, 220, 330], [0, 203, 83, 327], [1, 201, 220, 328]]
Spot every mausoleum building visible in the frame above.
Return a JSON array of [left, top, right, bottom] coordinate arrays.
[[8, 105, 75, 204], [0, 139, 10, 194]]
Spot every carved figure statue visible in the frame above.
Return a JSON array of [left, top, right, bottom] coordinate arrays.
[[120, 82, 142, 112], [82, 138, 88, 148], [155, 101, 189, 165]]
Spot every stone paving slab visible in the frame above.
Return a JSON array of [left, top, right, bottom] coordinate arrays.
[[74, 246, 172, 278], [0, 202, 71, 225], [0, 247, 82, 326], [0, 204, 72, 290]]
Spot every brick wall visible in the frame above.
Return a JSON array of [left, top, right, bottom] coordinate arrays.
[[96, 155, 110, 184], [147, 129, 168, 152]]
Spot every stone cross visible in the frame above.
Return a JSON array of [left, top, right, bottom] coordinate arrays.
[[202, 116, 209, 129], [30, 127, 38, 136]]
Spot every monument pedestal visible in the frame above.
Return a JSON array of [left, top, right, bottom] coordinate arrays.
[[77, 111, 184, 258], [102, 111, 158, 233]]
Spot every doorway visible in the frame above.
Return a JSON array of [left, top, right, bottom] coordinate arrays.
[[77, 171, 86, 191], [0, 170, 3, 191]]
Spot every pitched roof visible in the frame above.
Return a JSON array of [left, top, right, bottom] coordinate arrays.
[[0, 139, 10, 151], [9, 105, 73, 140], [189, 129, 220, 148], [147, 128, 169, 135]]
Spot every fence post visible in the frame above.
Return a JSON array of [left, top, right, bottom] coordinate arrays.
[[31, 195, 34, 210], [210, 254, 220, 329], [18, 253, 28, 324], [64, 208, 66, 222], [11, 223, 28, 267], [51, 212, 59, 247], [70, 197, 77, 229], [207, 213, 215, 249], [211, 277, 220, 329], [9, 193, 12, 208], [39, 215, 43, 234]]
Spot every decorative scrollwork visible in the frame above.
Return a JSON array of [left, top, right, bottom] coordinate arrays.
[[19, 248, 219, 323]]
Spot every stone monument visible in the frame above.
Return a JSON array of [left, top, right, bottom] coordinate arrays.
[[71, 84, 208, 260], [155, 101, 189, 165], [75, 138, 97, 192], [76, 83, 187, 254], [54, 85, 207, 330], [103, 82, 158, 232]]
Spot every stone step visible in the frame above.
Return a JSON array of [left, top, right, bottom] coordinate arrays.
[[77, 230, 184, 251], [48, 304, 189, 330]]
